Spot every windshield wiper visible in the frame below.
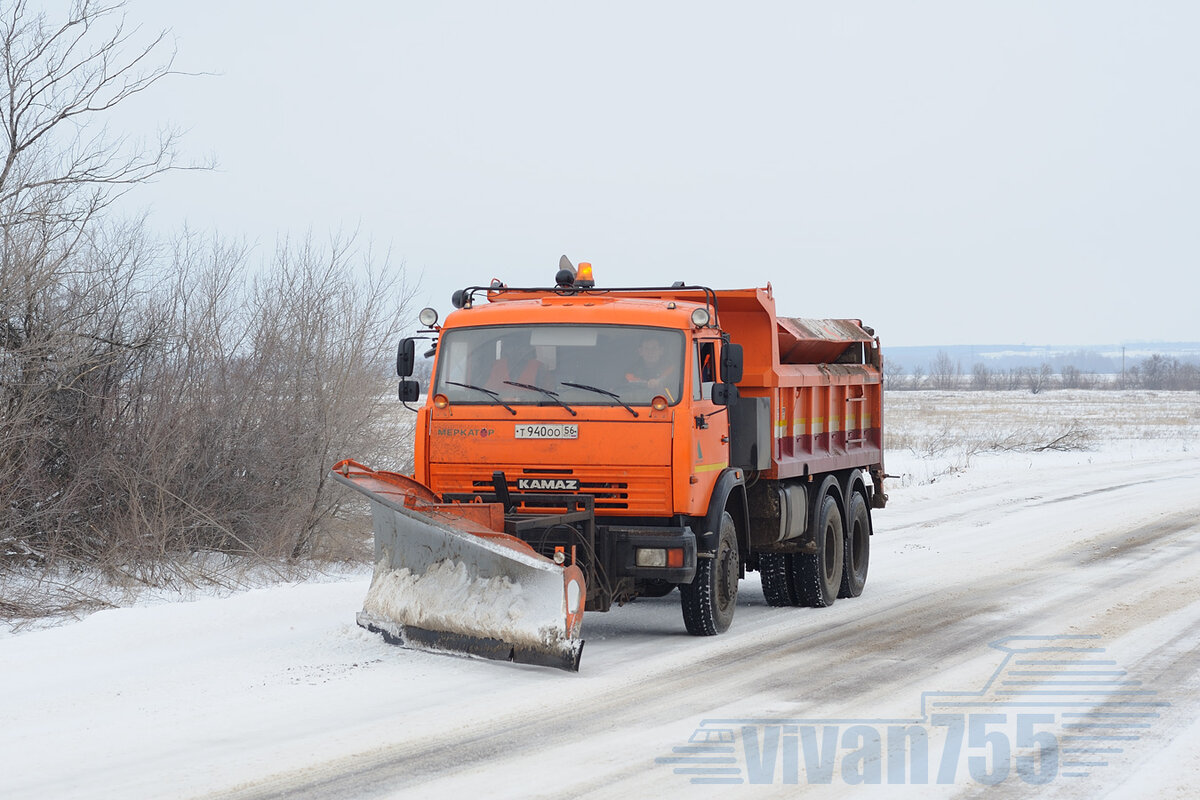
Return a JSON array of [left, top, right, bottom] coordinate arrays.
[[560, 382, 639, 418], [503, 381, 577, 416], [445, 381, 517, 415]]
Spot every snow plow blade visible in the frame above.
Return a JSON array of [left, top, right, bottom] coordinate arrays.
[[331, 460, 585, 671]]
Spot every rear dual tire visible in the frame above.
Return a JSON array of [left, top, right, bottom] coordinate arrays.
[[793, 495, 844, 607], [839, 491, 870, 599], [759, 552, 796, 607], [758, 487, 871, 608]]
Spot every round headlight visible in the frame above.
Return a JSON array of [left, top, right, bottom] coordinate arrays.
[[418, 307, 439, 327], [690, 307, 711, 327], [432, 394, 450, 409], [651, 395, 669, 411]]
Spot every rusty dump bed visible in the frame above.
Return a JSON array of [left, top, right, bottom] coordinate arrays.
[[714, 287, 884, 483], [777, 317, 876, 365]]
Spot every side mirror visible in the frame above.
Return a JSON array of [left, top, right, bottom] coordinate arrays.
[[711, 383, 739, 408], [397, 338, 416, 377], [720, 343, 744, 383], [398, 379, 420, 403]]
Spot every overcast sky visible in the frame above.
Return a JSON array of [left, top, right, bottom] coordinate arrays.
[[95, 1, 1200, 347]]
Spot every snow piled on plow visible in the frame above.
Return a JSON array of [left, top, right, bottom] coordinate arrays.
[[362, 557, 562, 647]]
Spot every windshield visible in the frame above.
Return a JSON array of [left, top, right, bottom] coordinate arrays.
[[432, 325, 686, 406]]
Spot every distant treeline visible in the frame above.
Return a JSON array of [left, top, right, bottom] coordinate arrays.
[[884, 344, 1200, 375], [885, 353, 1200, 392]]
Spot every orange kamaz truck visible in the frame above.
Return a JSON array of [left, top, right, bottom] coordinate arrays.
[[334, 259, 885, 670]]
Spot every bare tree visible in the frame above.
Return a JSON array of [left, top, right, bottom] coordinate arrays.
[[1026, 363, 1054, 394], [0, 0, 204, 225], [971, 363, 991, 391], [881, 356, 904, 390], [1, 1, 190, 575], [999, 367, 1023, 391], [929, 351, 961, 390], [1138, 354, 1197, 390]]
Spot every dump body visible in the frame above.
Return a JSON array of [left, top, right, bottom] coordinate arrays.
[[711, 287, 885, 492]]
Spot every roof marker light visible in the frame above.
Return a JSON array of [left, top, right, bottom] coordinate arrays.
[[576, 262, 595, 287]]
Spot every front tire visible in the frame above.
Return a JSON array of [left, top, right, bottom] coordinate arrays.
[[681, 511, 739, 635]]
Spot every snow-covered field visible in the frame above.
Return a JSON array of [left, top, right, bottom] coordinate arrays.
[[2, 390, 1198, 799]]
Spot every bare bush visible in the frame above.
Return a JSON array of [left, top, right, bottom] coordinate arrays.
[[2, 224, 411, 577], [981, 421, 1094, 453], [892, 419, 1096, 485]]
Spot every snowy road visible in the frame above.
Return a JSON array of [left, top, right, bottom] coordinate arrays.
[[4, 441, 1200, 798]]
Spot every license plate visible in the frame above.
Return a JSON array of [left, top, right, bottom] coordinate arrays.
[[515, 424, 578, 439]]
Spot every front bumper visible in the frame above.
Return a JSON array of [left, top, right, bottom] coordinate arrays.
[[608, 526, 697, 584]]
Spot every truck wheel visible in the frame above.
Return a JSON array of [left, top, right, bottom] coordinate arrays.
[[681, 511, 739, 635], [759, 553, 798, 606], [792, 494, 843, 607], [838, 491, 870, 598]]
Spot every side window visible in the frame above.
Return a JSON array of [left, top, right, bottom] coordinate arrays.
[[699, 341, 717, 382], [695, 340, 718, 400]]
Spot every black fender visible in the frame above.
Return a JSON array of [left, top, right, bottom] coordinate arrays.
[[841, 469, 874, 536], [802, 475, 844, 548], [693, 468, 748, 554]]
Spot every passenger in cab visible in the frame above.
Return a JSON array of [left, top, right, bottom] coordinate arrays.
[[485, 335, 544, 390]]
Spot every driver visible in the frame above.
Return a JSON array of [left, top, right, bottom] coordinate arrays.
[[625, 335, 678, 402]]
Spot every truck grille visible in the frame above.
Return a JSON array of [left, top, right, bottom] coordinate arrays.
[[429, 465, 672, 514]]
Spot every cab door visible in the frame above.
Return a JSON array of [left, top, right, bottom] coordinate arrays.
[[685, 337, 731, 513]]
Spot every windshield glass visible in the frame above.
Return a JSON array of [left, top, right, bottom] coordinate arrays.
[[432, 325, 685, 406]]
